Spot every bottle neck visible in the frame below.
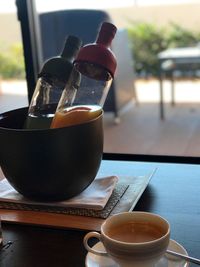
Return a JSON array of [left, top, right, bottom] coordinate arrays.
[[61, 47, 79, 62], [95, 22, 116, 47], [96, 34, 113, 47]]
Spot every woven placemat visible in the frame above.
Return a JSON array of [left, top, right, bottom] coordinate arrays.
[[0, 183, 128, 219]]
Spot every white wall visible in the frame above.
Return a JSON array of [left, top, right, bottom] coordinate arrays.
[[108, 3, 200, 31], [1, 3, 200, 48]]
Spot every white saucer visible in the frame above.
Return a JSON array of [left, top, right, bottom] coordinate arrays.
[[85, 239, 189, 267]]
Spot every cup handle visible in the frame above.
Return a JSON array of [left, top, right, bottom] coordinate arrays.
[[83, 231, 108, 256]]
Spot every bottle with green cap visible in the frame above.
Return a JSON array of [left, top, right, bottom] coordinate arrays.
[[24, 35, 82, 129]]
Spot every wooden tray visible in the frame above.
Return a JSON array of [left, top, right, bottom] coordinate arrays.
[[0, 169, 156, 231]]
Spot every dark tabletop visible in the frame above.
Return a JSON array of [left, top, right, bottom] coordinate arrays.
[[0, 160, 200, 267]]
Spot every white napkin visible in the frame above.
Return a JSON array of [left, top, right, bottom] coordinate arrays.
[[0, 176, 118, 211]]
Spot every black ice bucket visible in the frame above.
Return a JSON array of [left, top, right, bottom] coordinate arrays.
[[0, 107, 103, 201]]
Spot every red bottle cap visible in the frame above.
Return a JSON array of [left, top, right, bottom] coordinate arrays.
[[74, 22, 117, 79], [96, 22, 117, 47]]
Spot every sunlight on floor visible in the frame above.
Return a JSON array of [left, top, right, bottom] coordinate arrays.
[[1, 78, 200, 156], [0, 80, 27, 95], [136, 78, 200, 103], [1, 78, 200, 113], [0, 80, 28, 113]]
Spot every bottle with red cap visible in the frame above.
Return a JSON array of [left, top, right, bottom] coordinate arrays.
[[51, 22, 117, 129]]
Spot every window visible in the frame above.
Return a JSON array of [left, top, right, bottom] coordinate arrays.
[[0, 0, 28, 112], [15, 0, 200, 162]]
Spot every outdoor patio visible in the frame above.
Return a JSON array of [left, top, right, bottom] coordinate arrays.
[[104, 78, 200, 157], [1, 78, 200, 157]]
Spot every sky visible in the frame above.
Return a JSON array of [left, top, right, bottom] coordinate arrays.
[[1, 0, 200, 13]]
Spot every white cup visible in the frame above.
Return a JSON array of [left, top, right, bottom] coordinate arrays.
[[84, 212, 170, 267]]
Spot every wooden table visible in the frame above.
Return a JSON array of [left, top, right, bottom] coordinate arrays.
[[0, 159, 200, 267]]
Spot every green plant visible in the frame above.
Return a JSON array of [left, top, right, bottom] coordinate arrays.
[[0, 43, 25, 79], [128, 22, 168, 76], [127, 22, 200, 77], [166, 22, 200, 48]]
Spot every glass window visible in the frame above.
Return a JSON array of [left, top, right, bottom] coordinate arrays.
[[15, 0, 200, 159], [0, 0, 28, 113]]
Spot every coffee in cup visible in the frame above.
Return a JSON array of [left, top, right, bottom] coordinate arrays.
[[84, 212, 170, 267]]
